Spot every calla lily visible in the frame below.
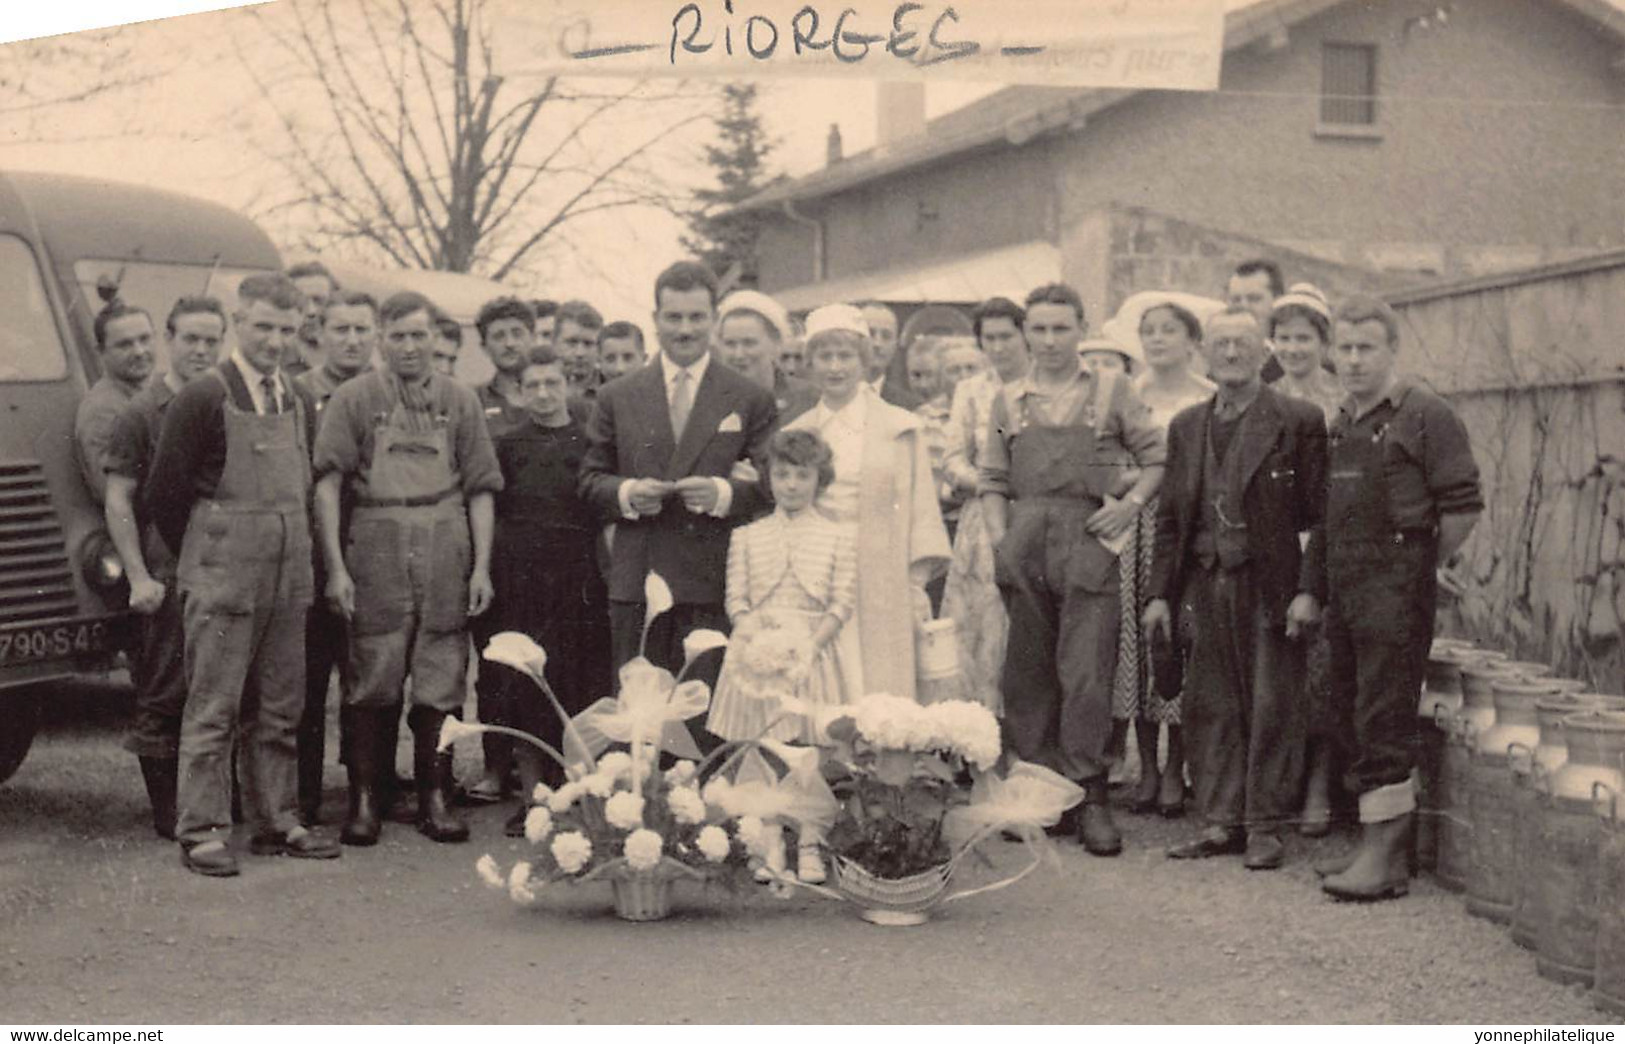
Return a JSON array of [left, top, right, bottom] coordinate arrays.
[[437, 717, 488, 753], [482, 632, 549, 680], [569, 657, 710, 760], [681, 628, 730, 667], [644, 572, 674, 622]]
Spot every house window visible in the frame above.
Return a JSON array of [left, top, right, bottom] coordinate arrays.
[[1321, 43, 1377, 126]]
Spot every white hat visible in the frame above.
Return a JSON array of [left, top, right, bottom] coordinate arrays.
[[1101, 290, 1228, 360], [1271, 282, 1332, 321], [1079, 336, 1142, 369], [803, 303, 870, 342], [717, 290, 792, 344]]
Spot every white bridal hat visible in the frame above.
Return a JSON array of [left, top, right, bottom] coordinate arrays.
[[803, 303, 871, 341]]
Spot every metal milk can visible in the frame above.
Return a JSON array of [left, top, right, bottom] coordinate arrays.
[[1591, 776, 1625, 1018], [1466, 675, 1548, 923], [1436, 658, 1517, 891]]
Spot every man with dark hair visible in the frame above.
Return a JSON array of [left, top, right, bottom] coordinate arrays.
[[1318, 295, 1483, 901], [286, 261, 339, 377], [103, 295, 227, 840], [475, 296, 537, 438], [857, 299, 919, 410], [980, 282, 1165, 856], [314, 290, 503, 847], [597, 321, 646, 383], [292, 290, 379, 825], [76, 299, 156, 504], [1146, 307, 1327, 871], [531, 298, 560, 350], [147, 274, 339, 876], [431, 309, 463, 378], [1227, 259, 1286, 384], [580, 260, 776, 731], [554, 299, 605, 402]]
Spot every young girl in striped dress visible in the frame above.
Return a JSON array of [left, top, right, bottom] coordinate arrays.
[[706, 429, 855, 882]]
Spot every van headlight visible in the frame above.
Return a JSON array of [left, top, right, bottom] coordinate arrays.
[[80, 531, 125, 589]]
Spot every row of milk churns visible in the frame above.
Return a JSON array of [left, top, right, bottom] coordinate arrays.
[[1420, 637, 1625, 1015]]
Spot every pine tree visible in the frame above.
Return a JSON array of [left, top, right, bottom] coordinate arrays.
[[682, 83, 783, 291]]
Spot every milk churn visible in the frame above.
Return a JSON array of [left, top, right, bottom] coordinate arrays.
[[1465, 675, 1548, 923], [1592, 774, 1625, 1017], [1533, 710, 1625, 987], [1512, 692, 1623, 949], [1436, 658, 1514, 891], [1418, 642, 1481, 871]]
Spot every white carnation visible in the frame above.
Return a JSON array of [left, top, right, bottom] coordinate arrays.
[[604, 791, 646, 831], [596, 751, 633, 779], [475, 853, 504, 890], [523, 806, 554, 843], [696, 824, 731, 863], [550, 831, 593, 874], [701, 777, 733, 807], [735, 815, 765, 854], [583, 772, 617, 798], [667, 785, 706, 825], [547, 782, 584, 813], [664, 760, 698, 786], [531, 782, 555, 805], [624, 828, 664, 872]]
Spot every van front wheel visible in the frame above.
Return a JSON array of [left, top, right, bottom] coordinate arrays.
[[0, 692, 41, 785]]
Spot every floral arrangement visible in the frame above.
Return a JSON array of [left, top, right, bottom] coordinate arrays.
[[808, 693, 1005, 881], [443, 573, 823, 913]]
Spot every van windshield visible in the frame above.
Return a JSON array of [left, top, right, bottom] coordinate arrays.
[[71, 259, 273, 343], [0, 234, 70, 382]]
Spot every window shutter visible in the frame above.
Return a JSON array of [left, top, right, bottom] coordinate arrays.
[[1321, 43, 1377, 125]]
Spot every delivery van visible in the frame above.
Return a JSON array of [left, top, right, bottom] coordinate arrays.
[[0, 169, 282, 783]]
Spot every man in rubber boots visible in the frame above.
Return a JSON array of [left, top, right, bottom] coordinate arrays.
[[1145, 308, 1327, 871], [147, 274, 339, 876], [314, 290, 503, 846], [979, 283, 1166, 856], [1317, 295, 1483, 901], [293, 290, 379, 826], [104, 295, 227, 840]]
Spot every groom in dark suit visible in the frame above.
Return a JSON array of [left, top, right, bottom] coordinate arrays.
[[580, 261, 777, 685], [1144, 307, 1328, 871]]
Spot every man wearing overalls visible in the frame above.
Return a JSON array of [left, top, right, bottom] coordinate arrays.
[[314, 291, 503, 847], [980, 283, 1166, 856], [1316, 296, 1483, 901], [147, 274, 339, 877]]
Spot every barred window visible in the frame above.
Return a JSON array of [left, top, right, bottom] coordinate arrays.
[[1321, 43, 1377, 125]]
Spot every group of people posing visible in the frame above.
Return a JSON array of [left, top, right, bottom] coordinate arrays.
[[74, 253, 1482, 902]]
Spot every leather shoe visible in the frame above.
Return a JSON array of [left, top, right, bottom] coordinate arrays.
[[504, 806, 529, 839], [1243, 833, 1285, 870], [250, 826, 342, 860], [180, 840, 240, 877], [1044, 805, 1080, 838], [1167, 827, 1246, 860]]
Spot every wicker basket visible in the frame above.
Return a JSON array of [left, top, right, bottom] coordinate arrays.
[[832, 857, 953, 925], [610, 871, 673, 922]]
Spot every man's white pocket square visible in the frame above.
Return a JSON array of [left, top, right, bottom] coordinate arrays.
[[718, 412, 743, 433]]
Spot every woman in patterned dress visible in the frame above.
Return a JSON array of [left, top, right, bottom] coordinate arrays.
[[1269, 284, 1342, 835], [940, 298, 1030, 711], [1113, 299, 1215, 816]]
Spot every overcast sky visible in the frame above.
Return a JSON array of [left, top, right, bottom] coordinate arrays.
[[1, 1, 1002, 328]]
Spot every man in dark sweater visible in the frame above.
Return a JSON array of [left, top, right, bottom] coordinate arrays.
[[146, 273, 340, 877]]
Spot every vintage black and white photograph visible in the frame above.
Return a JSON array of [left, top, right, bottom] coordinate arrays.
[[1, 0, 1623, 1026]]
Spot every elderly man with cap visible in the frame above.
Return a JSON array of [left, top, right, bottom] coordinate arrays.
[[1316, 295, 1482, 901], [980, 283, 1165, 856], [313, 290, 504, 846], [714, 289, 820, 425]]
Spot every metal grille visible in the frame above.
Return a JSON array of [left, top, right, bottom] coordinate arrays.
[[0, 462, 78, 626], [1321, 43, 1377, 125]]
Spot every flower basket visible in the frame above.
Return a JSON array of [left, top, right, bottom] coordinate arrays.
[[832, 856, 954, 925], [611, 870, 674, 922]]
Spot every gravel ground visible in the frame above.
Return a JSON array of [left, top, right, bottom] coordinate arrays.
[[0, 679, 1618, 1025]]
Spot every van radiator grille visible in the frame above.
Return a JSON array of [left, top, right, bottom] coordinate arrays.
[[0, 462, 78, 625]]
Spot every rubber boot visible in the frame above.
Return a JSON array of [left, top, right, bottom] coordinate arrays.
[[381, 709, 416, 824], [1129, 720, 1160, 813], [340, 707, 384, 847], [1322, 814, 1412, 901], [1313, 845, 1357, 878], [1077, 776, 1123, 856], [137, 756, 178, 840], [411, 708, 469, 844]]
